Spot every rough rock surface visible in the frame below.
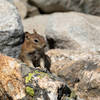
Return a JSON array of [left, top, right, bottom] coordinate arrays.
[[46, 12, 100, 52], [0, 53, 25, 100], [14, 0, 40, 19], [13, 0, 27, 19], [22, 15, 49, 36], [47, 49, 100, 100], [29, 0, 68, 13], [29, 0, 100, 16], [0, 53, 75, 100], [26, 5, 40, 18], [0, 0, 24, 58]]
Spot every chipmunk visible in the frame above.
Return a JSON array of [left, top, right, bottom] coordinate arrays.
[[19, 29, 51, 72]]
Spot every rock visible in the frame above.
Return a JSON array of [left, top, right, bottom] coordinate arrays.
[[22, 15, 49, 36], [0, 53, 76, 100], [82, 0, 100, 16], [0, 53, 25, 100], [13, 0, 40, 19], [26, 5, 40, 18], [0, 0, 24, 58], [45, 12, 100, 52], [46, 49, 100, 100], [18, 0, 40, 18], [7, 0, 13, 3], [29, 0, 83, 13], [29, 0, 100, 16], [13, 0, 27, 19], [29, 0, 68, 13]]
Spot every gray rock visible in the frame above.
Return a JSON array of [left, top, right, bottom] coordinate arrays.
[[0, 53, 73, 100], [22, 15, 49, 36], [45, 12, 100, 52], [26, 5, 40, 18], [12, 0, 40, 19], [29, 0, 100, 16], [29, 0, 69, 13], [0, 0, 24, 58], [13, 0, 27, 19], [47, 49, 100, 100], [6, 0, 13, 3]]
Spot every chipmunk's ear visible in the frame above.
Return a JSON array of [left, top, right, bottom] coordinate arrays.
[[25, 32, 30, 40], [33, 29, 38, 34]]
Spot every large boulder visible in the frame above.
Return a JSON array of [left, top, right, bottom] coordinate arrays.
[[29, 0, 100, 16], [45, 12, 100, 52], [29, 0, 69, 13], [0, 0, 24, 58], [47, 49, 100, 100], [0, 53, 75, 100]]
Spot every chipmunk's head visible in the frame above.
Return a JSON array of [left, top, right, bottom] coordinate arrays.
[[24, 29, 46, 50]]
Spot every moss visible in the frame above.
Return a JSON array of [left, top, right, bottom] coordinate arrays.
[[34, 69, 41, 73], [25, 70, 49, 84], [25, 86, 34, 97], [25, 73, 34, 83], [34, 70, 49, 79], [24, 70, 51, 98]]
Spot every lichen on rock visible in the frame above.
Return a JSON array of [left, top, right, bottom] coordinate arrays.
[[25, 86, 34, 97], [0, 53, 73, 100]]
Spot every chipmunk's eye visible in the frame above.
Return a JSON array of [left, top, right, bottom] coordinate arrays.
[[34, 39, 39, 43]]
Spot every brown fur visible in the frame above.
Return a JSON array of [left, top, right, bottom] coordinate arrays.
[[19, 29, 51, 72]]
